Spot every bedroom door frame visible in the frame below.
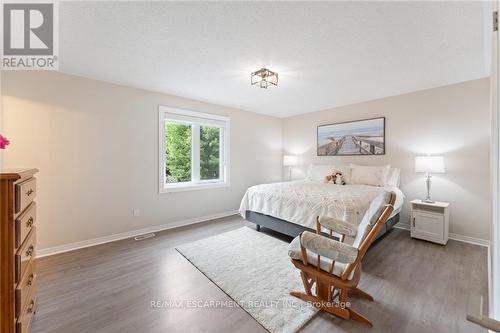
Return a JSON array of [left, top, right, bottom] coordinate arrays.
[[491, 0, 500, 325], [469, 4, 500, 331]]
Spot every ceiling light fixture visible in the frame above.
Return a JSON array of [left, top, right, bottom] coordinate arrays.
[[251, 67, 278, 89]]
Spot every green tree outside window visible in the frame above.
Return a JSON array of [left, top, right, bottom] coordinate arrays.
[[165, 123, 221, 183], [165, 123, 191, 183], [200, 126, 220, 180]]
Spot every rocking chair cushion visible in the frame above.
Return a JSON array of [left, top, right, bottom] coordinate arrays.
[[288, 234, 355, 278], [317, 216, 357, 237], [300, 231, 358, 263]]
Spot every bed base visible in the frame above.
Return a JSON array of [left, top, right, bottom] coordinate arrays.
[[245, 211, 400, 240]]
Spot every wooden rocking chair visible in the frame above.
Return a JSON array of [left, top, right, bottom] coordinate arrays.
[[288, 191, 396, 327]]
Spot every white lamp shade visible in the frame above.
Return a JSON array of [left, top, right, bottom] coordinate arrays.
[[283, 155, 298, 166], [415, 156, 445, 173]]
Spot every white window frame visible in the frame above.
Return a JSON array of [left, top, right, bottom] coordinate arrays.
[[159, 106, 230, 193]]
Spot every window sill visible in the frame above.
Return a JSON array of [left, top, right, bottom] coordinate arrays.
[[161, 181, 230, 193]]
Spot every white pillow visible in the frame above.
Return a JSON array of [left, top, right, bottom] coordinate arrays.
[[386, 168, 401, 187], [349, 164, 391, 187], [307, 164, 335, 181]]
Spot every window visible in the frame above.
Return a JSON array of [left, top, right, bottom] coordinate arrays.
[[159, 106, 230, 192]]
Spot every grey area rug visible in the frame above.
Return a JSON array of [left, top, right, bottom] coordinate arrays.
[[176, 227, 318, 333]]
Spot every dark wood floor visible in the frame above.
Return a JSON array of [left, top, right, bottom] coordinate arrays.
[[32, 216, 488, 333]]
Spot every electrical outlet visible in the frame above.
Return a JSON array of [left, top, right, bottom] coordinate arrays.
[[133, 208, 140, 217]]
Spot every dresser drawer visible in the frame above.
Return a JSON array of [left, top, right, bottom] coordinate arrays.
[[15, 178, 36, 214], [15, 287, 37, 333], [15, 260, 37, 318], [15, 202, 36, 250], [15, 228, 36, 283]]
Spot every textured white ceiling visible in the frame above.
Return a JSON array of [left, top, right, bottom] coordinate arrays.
[[59, 1, 491, 118]]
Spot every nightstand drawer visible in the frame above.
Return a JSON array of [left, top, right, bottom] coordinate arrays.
[[410, 199, 449, 245], [412, 211, 444, 236]]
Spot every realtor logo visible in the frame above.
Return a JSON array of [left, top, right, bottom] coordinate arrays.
[[2, 2, 58, 70]]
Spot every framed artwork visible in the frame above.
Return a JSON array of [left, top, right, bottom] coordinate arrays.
[[317, 117, 385, 156]]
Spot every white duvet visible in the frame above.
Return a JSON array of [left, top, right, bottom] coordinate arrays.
[[239, 180, 404, 230]]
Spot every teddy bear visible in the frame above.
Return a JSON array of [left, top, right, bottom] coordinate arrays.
[[325, 174, 335, 183], [333, 172, 346, 185], [324, 171, 346, 185]]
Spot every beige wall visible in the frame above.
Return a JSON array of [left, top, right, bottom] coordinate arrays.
[[283, 78, 491, 241], [0, 72, 491, 249], [1, 71, 283, 250]]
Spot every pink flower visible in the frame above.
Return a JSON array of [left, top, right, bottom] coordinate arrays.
[[0, 134, 10, 149]]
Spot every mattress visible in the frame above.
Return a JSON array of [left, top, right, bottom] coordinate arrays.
[[239, 180, 404, 230]]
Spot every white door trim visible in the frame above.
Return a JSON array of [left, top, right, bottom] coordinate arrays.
[[491, 1, 500, 323]]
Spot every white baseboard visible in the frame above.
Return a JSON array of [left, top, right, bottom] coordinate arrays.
[[395, 223, 490, 247], [37, 210, 239, 258]]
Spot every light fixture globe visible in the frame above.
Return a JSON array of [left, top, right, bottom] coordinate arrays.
[[251, 67, 278, 89]]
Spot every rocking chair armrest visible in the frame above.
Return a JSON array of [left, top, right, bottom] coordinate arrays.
[[317, 216, 357, 237], [300, 231, 358, 264]]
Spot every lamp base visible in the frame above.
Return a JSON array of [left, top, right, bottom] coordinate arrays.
[[422, 174, 435, 204]]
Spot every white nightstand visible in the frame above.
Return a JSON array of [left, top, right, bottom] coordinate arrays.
[[410, 199, 450, 245]]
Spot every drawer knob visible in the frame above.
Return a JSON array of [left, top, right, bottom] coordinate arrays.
[[26, 217, 34, 227], [26, 189, 34, 196], [26, 245, 34, 257], [27, 273, 34, 286], [27, 300, 35, 313]]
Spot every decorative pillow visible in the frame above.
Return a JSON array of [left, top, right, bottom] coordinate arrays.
[[349, 164, 391, 187]]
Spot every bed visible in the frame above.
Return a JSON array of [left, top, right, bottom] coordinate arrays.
[[239, 165, 404, 239]]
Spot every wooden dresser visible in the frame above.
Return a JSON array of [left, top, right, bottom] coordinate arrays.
[[1, 169, 38, 333]]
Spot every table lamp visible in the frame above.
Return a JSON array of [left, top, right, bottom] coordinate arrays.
[[283, 155, 298, 180], [415, 156, 445, 203]]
